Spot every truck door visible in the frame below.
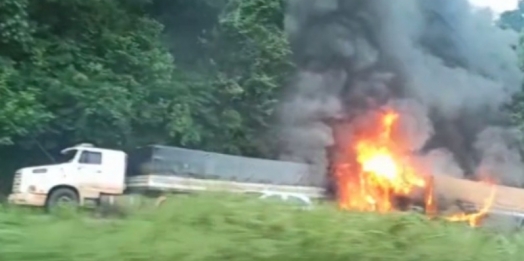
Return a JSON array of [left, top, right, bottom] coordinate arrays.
[[77, 150, 104, 193]]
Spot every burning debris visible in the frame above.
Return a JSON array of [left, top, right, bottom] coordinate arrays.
[[278, 0, 523, 226], [334, 109, 425, 212], [334, 107, 497, 226]]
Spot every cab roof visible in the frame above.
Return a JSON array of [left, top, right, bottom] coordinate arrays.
[[61, 143, 124, 154]]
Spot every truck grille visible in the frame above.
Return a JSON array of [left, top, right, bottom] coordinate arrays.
[[12, 172, 21, 193]]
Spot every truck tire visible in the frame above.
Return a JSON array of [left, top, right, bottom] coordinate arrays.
[[45, 188, 79, 212]]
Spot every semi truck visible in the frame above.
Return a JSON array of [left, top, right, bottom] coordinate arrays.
[[7, 143, 325, 210], [11, 142, 524, 229]]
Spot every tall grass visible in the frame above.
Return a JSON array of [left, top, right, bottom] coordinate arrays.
[[0, 193, 522, 261]]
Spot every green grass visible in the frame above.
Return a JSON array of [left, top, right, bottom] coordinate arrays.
[[0, 193, 522, 261]]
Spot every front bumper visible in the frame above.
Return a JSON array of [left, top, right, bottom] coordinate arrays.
[[8, 193, 47, 206]]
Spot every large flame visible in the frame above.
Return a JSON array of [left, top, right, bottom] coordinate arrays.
[[334, 109, 495, 227]]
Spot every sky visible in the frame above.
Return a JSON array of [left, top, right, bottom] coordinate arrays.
[[469, 0, 518, 14]]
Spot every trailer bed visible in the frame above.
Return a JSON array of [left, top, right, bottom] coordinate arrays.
[[125, 175, 324, 198], [126, 145, 325, 187]]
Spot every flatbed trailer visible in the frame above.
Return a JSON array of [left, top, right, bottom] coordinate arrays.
[[125, 175, 325, 198]]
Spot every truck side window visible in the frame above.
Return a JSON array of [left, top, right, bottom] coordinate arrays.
[[79, 151, 102, 165]]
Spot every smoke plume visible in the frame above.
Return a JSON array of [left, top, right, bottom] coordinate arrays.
[[278, 0, 524, 187]]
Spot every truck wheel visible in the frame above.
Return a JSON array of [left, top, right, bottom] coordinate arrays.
[[46, 188, 79, 212]]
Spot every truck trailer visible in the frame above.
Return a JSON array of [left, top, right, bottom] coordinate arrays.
[[8, 143, 325, 210]]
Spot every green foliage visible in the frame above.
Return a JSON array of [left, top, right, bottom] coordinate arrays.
[[499, 1, 524, 32], [506, 35, 524, 132], [194, 0, 293, 156], [23, 0, 198, 148], [0, 60, 51, 145], [0, 0, 50, 146], [0, 194, 522, 261]]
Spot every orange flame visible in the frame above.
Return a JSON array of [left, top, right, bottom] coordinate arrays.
[[335, 109, 494, 227], [444, 183, 496, 227]]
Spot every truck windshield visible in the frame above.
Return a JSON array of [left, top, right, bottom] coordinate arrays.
[[59, 150, 77, 163]]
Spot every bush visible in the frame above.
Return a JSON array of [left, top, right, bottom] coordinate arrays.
[[0, 193, 521, 261]]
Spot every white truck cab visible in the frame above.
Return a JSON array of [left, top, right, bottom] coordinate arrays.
[[8, 143, 126, 209]]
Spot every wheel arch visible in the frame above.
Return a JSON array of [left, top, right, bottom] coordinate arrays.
[[46, 185, 80, 203]]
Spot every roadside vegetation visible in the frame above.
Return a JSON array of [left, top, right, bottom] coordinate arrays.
[[0, 194, 522, 261]]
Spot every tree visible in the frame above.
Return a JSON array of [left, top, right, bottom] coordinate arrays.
[[0, 0, 50, 144], [193, 0, 294, 156], [498, 1, 524, 32]]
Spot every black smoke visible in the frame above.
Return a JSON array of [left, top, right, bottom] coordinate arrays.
[[278, 0, 524, 187]]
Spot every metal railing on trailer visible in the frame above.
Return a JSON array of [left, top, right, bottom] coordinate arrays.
[[125, 174, 325, 198]]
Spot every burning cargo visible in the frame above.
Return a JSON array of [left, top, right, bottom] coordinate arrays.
[[277, 0, 524, 226]]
